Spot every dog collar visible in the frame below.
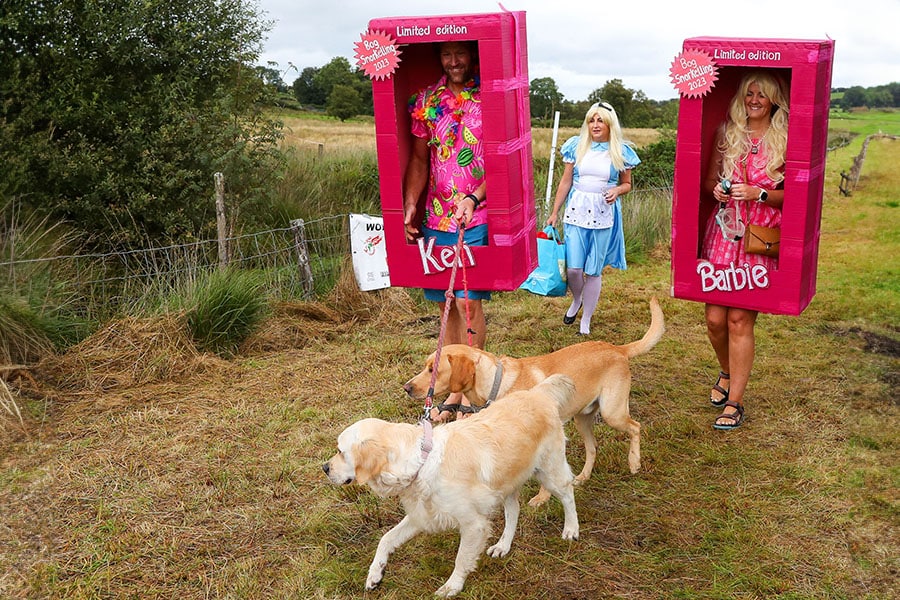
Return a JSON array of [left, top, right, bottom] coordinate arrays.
[[485, 360, 504, 406]]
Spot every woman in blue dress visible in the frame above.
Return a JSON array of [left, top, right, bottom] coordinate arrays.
[[547, 101, 641, 335]]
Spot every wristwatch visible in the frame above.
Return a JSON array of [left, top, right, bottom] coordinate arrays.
[[757, 189, 768, 203]]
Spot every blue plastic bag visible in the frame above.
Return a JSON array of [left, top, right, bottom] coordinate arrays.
[[520, 226, 567, 296]]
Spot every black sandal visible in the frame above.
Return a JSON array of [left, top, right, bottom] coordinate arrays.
[[713, 400, 744, 430], [431, 401, 460, 422], [710, 371, 730, 407]]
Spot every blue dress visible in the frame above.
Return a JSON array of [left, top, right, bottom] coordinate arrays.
[[559, 136, 641, 274]]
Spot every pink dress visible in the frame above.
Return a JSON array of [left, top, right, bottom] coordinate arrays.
[[408, 75, 485, 233], [702, 145, 783, 270]]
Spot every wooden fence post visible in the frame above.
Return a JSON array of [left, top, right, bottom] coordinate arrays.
[[214, 172, 229, 270], [290, 218, 314, 298]]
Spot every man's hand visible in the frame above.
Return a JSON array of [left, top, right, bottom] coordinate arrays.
[[403, 204, 420, 241], [454, 193, 476, 227]]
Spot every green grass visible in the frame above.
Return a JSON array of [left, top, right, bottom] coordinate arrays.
[[1, 124, 897, 600], [183, 268, 269, 357]]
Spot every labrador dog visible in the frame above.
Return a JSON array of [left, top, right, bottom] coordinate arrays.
[[323, 374, 579, 598], [404, 296, 664, 504]]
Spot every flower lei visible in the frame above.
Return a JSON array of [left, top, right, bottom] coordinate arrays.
[[410, 75, 480, 150]]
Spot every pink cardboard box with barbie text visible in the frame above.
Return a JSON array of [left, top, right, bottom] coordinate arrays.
[[365, 11, 536, 290], [670, 37, 834, 315]]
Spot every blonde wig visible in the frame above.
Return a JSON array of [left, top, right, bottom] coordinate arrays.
[[574, 101, 631, 173], [718, 71, 789, 183]]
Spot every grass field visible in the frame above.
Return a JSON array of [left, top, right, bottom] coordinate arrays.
[[1, 114, 897, 599]]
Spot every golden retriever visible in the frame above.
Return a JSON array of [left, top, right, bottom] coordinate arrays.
[[403, 296, 664, 504], [323, 374, 579, 598]]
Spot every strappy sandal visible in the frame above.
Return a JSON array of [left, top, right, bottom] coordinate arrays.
[[456, 403, 478, 420], [710, 371, 730, 407], [713, 400, 744, 430], [430, 401, 460, 422]]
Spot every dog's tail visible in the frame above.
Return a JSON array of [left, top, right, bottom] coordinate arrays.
[[622, 296, 665, 358]]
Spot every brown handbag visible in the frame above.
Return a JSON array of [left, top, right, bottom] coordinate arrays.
[[744, 224, 780, 257]]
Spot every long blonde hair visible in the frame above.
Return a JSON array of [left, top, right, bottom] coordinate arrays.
[[719, 71, 789, 183], [575, 101, 630, 172]]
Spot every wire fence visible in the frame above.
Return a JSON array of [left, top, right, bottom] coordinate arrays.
[[1, 215, 348, 319], [2, 185, 677, 320]]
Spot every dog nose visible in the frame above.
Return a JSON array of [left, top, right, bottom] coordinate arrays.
[[322, 463, 330, 475], [403, 383, 412, 396]]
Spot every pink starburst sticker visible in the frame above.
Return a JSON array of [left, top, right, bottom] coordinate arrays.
[[670, 50, 718, 98], [354, 30, 402, 80]]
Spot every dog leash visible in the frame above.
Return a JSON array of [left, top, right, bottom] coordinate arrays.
[[419, 224, 468, 459]]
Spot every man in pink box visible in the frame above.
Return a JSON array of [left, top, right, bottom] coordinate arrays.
[[404, 40, 487, 421]]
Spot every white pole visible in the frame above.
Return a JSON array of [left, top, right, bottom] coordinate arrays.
[[544, 111, 561, 213]]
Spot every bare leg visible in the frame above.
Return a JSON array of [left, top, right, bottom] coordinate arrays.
[[706, 304, 757, 427], [705, 304, 731, 403], [430, 297, 485, 422], [716, 307, 757, 425]]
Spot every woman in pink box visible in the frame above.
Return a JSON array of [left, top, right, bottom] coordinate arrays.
[[547, 101, 640, 336], [404, 40, 487, 421], [701, 71, 789, 430]]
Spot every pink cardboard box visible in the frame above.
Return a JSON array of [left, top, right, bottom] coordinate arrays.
[[671, 37, 835, 315], [367, 11, 536, 291]]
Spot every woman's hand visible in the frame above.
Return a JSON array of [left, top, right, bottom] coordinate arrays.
[[730, 183, 758, 202], [604, 186, 618, 204], [546, 212, 558, 227]]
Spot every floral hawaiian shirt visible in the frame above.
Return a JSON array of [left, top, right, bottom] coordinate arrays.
[[408, 75, 486, 233]]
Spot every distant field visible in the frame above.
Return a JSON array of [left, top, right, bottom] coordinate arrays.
[[276, 111, 661, 157], [828, 107, 900, 137]]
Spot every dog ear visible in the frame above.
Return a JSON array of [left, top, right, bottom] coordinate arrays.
[[447, 353, 475, 393], [353, 440, 389, 485]]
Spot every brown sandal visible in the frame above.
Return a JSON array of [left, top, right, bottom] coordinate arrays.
[[710, 371, 730, 407], [713, 400, 744, 430]]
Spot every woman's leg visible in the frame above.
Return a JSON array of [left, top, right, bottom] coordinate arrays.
[[705, 304, 731, 403], [715, 307, 757, 426], [565, 268, 585, 319], [578, 274, 603, 335]]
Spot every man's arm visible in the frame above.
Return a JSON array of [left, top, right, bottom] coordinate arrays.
[[403, 136, 429, 241]]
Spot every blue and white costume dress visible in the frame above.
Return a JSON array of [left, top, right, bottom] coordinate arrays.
[[559, 136, 641, 276]]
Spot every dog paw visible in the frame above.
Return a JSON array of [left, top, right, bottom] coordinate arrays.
[[562, 525, 579, 541], [365, 564, 385, 591], [435, 581, 463, 597], [486, 542, 511, 558], [527, 489, 551, 507]]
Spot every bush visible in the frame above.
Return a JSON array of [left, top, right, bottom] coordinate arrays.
[[0, 295, 55, 364], [184, 269, 269, 357]]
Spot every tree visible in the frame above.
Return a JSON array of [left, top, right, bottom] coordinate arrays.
[[256, 62, 291, 93], [0, 0, 284, 249], [314, 57, 357, 100], [293, 66, 326, 106], [589, 79, 635, 127], [530, 77, 564, 120], [326, 84, 363, 121], [840, 86, 867, 110]]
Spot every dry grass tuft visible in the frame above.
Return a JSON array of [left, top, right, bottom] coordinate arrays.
[[37, 314, 223, 393], [326, 255, 419, 327], [243, 260, 417, 354]]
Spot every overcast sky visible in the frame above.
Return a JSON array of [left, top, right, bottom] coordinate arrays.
[[257, 0, 900, 102]]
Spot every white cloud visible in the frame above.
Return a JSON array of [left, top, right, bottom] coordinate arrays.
[[258, 0, 900, 100]]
